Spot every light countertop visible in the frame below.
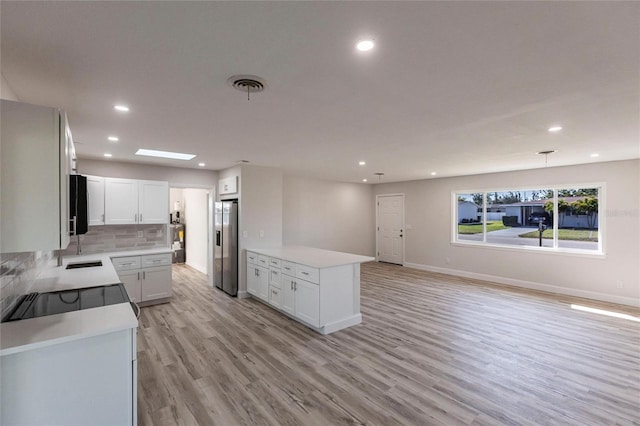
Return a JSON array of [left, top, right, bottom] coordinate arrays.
[[1, 247, 171, 357], [247, 246, 375, 269]]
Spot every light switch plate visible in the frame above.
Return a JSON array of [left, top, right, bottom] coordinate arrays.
[[259, 230, 265, 238]]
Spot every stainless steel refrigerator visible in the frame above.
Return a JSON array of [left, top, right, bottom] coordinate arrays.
[[214, 201, 238, 296]]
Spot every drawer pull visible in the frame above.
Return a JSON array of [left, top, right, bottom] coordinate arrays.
[[301, 271, 309, 276]]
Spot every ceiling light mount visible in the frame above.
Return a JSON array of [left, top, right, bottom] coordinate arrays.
[[227, 75, 266, 100], [537, 150, 556, 167], [374, 172, 385, 181]]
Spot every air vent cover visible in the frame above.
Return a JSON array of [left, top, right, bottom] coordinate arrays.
[[227, 75, 266, 99]]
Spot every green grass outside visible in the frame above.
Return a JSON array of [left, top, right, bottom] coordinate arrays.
[[458, 221, 510, 234], [518, 229, 598, 242]]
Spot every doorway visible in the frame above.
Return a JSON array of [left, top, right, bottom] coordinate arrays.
[[376, 194, 404, 265], [169, 187, 213, 275]]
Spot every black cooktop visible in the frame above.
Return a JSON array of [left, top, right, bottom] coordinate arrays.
[[2, 283, 130, 322]]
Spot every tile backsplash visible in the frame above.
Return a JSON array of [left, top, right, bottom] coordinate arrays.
[[62, 224, 169, 256], [1, 250, 55, 320]]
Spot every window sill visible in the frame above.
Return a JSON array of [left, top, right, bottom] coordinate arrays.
[[450, 240, 606, 259]]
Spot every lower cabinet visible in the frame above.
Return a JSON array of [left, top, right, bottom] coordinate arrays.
[[247, 264, 269, 302], [1, 327, 137, 425], [113, 253, 172, 305], [282, 274, 320, 327]]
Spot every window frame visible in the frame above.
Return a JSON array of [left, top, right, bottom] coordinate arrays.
[[451, 183, 605, 257]]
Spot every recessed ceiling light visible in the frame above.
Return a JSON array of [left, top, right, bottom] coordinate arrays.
[[114, 105, 129, 112], [135, 149, 196, 160], [356, 40, 375, 52], [359, 161, 366, 166], [362, 179, 367, 182], [548, 126, 562, 132], [590, 153, 600, 158], [198, 162, 205, 167], [431, 172, 437, 176], [103, 153, 113, 158], [108, 136, 119, 142]]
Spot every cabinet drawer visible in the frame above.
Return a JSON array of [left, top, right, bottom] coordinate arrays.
[[111, 256, 141, 272], [269, 285, 282, 309], [268, 257, 281, 268], [257, 255, 269, 267], [247, 251, 258, 265], [270, 268, 281, 287], [282, 261, 296, 276], [296, 264, 320, 284], [141, 253, 172, 268]]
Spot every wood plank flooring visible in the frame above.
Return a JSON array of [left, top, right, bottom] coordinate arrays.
[[137, 262, 640, 426]]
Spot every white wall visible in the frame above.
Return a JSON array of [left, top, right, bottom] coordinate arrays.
[[1, 74, 19, 101], [79, 159, 217, 188], [283, 175, 375, 256], [183, 188, 209, 274], [373, 159, 640, 306]]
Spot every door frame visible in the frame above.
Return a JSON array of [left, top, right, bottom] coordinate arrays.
[[375, 193, 405, 265]]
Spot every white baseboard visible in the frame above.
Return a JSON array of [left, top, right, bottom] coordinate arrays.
[[403, 262, 640, 308], [237, 290, 249, 299], [186, 261, 207, 275], [320, 314, 362, 335]]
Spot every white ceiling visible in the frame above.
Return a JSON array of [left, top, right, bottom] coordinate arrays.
[[2, 1, 638, 183]]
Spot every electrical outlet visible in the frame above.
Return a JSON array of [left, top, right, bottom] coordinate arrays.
[[260, 230, 265, 238], [445, 257, 451, 264], [137, 231, 143, 238], [243, 230, 248, 238], [616, 280, 624, 289]]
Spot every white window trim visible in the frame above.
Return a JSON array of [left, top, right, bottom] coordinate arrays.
[[451, 183, 606, 256]]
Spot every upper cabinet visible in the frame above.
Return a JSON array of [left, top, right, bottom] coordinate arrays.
[[1, 100, 72, 252], [105, 178, 168, 225], [138, 180, 169, 224], [86, 175, 105, 226]]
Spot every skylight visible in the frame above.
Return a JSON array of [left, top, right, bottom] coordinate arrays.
[[135, 149, 196, 160]]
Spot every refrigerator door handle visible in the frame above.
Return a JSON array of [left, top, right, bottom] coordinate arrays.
[[216, 230, 221, 246]]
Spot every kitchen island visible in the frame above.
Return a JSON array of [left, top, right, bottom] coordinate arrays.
[[246, 246, 374, 334]]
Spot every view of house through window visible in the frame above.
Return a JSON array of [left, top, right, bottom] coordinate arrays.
[[455, 187, 600, 252]]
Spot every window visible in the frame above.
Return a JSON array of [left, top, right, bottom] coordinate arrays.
[[453, 185, 602, 254]]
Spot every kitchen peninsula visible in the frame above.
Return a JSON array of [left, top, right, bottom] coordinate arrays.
[[246, 246, 374, 334]]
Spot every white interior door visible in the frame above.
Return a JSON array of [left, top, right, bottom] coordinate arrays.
[[377, 195, 404, 264]]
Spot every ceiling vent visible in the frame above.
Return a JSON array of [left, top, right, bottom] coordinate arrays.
[[227, 75, 266, 100]]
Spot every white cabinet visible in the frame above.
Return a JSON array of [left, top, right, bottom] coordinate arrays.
[[113, 253, 172, 305], [246, 248, 372, 334], [1, 327, 136, 426], [1, 100, 72, 252], [247, 264, 269, 302], [86, 175, 105, 226], [281, 269, 319, 328], [139, 180, 169, 224], [105, 178, 168, 225], [119, 270, 142, 303], [105, 178, 139, 224]]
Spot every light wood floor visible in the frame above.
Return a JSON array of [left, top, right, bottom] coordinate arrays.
[[137, 262, 640, 426]]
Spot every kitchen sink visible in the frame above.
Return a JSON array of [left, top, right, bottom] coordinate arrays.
[[65, 260, 103, 270]]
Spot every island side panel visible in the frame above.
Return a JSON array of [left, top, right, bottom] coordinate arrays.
[[319, 264, 358, 327]]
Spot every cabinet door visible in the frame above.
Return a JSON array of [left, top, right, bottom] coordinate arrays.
[[86, 175, 105, 226], [1, 101, 69, 252], [141, 265, 172, 301], [295, 279, 320, 327], [119, 270, 141, 303], [105, 178, 138, 224], [269, 285, 282, 309], [138, 180, 169, 224], [281, 275, 295, 316], [256, 266, 270, 302], [247, 266, 258, 296]]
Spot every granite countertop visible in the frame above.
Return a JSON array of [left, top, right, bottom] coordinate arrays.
[[247, 246, 375, 269], [0, 247, 171, 356]]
